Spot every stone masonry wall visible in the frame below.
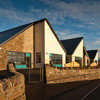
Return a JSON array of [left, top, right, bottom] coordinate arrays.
[[0, 72, 26, 100], [0, 25, 34, 70], [46, 66, 100, 84], [0, 31, 24, 70], [0, 49, 7, 70]]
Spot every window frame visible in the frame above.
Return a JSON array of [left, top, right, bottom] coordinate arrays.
[[7, 51, 31, 68], [36, 52, 41, 64]]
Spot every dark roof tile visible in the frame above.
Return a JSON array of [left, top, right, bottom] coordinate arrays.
[[87, 50, 98, 59], [0, 18, 46, 45], [61, 37, 83, 55]]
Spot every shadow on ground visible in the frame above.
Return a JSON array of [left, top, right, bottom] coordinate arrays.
[[16, 68, 100, 100], [25, 79, 100, 100]]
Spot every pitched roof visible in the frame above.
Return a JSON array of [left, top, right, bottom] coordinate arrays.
[[0, 18, 46, 45], [87, 50, 98, 59], [0, 23, 31, 44], [61, 37, 83, 55], [0, 18, 66, 53]]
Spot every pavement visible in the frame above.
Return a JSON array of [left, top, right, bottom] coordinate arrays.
[[25, 79, 100, 100], [82, 83, 100, 100], [16, 68, 100, 100]]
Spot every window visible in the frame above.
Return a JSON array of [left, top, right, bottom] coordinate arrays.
[[66, 56, 72, 63], [36, 52, 41, 63], [26, 53, 31, 67], [75, 57, 82, 65], [49, 53, 62, 67], [7, 51, 25, 64], [90, 59, 93, 63], [7, 51, 31, 68], [75, 57, 81, 61], [95, 60, 97, 63]]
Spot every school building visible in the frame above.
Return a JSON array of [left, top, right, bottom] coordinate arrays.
[[0, 18, 66, 70], [87, 50, 98, 67], [61, 37, 83, 67]]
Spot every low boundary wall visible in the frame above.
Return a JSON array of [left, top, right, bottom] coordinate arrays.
[[0, 71, 26, 100], [46, 66, 100, 84]]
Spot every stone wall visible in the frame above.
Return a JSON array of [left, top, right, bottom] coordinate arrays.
[[0, 49, 7, 70], [0, 72, 26, 100], [0, 25, 34, 70], [46, 66, 100, 84]]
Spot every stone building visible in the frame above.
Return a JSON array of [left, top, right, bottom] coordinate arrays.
[[61, 37, 83, 67], [87, 50, 98, 67], [0, 18, 66, 70]]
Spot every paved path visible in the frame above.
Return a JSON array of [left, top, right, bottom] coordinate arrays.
[[48, 80, 100, 100], [83, 84, 100, 100], [25, 79, 100, 100]]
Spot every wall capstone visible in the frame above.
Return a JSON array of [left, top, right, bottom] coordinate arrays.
[[0, 71, 26, 100]]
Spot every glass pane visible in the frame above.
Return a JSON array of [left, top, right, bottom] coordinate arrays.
[[49, 53, 62, 67], [7, 51, 31, 68]]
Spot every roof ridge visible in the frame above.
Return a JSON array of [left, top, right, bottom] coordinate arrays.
[[0, 23, 32, 33], [87, 49, 98, 51], [61, 36, 83, 55], [61, 37, 83, 41], [87, 50, 98, 60]]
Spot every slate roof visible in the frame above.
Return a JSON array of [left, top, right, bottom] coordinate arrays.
[[87, 50, 98, 59], [0, 18, 47, 45], [0, 18, 66, 53], [0, 23, 32, 44], [61, 37, 83, 55]]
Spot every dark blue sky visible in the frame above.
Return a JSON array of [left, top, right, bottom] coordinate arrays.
[[0, 0, 100, 56]]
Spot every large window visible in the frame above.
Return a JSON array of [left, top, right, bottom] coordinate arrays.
[[75, 57, 82, 66], [7, 51, 31, 68], [49, 53, 62, 67], [95, 60, 97, 63], [90, 59, 93, 63], [36, 52, 41, 63], [66, 56, 72, 63]]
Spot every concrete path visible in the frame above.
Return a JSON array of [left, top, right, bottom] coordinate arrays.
[[25, 79, 100, 100]]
